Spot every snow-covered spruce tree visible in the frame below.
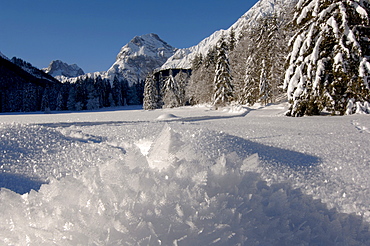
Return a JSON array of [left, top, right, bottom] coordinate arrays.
[[187, 54, 207, 105], [242, 55, 260, 105], [259, 59, 271, 105], [163, 69, 181, 108], [213, 37, 233, 107], [228, 28, 236, 52], [284, 0, 370, 116], [174, 69, 189, 106], [143, 73, 159, 110], [187, 50, 216, 105]]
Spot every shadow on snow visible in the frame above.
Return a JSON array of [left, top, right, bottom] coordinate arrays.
[[0, 172, 44, 194]]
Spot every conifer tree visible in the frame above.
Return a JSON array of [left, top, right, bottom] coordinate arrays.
[[22, 84, 37, 112], [127, 85, 140, 105], [284, 0, 370, 116], [174, 70, 189, 106], [241, 56, 260, 105], [41, 86, 51, 113], [259, 59, 270, 105], [187, 54, 211, 105], [213, 37, 233, 107], [228, 28, 236, 52], [163, 69, 180, 108], [187, 49, 216, 105], [56, 91, 64, 111], [143, 73, 159, 110], [67, 86, 77, 111], [112, 76, 123, 106]]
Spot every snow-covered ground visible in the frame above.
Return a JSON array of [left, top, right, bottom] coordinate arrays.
[[1, 104, 370, 245]]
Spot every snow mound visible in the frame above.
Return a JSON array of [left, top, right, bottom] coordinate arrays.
[[156, 113, 179, 120]]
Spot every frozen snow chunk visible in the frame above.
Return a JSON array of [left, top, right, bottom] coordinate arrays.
[[241, 153, 260, 172], [146, 124, 183, 171], [156, 113, 179, 121], [211, 154, 227, 176], [134, 139, 153, 156]]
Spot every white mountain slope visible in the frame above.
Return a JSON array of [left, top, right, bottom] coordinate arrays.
[[160, 0, 295, 70], [105, 33, 177, 84], [43, 60, 85, 80]]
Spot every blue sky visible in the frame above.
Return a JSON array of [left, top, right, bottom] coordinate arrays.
[[0, 0, 259, 73]]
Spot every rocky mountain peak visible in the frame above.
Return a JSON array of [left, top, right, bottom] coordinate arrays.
[[106, 33, 177, 85], [43, 60, 85, 78]]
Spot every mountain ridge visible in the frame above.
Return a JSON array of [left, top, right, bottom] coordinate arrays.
[[43, 60, 85, 79], [53, 33, 177, 86]]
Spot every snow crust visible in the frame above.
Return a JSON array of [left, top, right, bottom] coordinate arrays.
[[1, 104, 370, 245]]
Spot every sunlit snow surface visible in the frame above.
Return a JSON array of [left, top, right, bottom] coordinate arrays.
[[1, 104, 370, 245]]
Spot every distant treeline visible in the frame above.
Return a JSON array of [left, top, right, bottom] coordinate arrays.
[[0, 57, 144, 113]]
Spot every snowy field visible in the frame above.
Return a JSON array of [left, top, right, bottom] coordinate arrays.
[[1, 104, 370, 245]]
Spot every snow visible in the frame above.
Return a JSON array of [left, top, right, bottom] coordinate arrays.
[[1, 104, 370, 244], [359, 58, 370, 89], [156, 113, 179, 121], [296, 4, 309, 24], [327, 16, 339, 38], [311, 34, 323, 64], [289, 33, 304, 65], [353, 1, 369, 21]]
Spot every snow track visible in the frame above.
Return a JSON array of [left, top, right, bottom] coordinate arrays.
[[0, 105, 370, 245], [352, 119, 370, 134]]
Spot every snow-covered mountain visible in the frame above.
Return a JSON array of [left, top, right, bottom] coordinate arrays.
[[43, 60, 85, 79], [105, 33, 177, 84], [55, 33, 177, 86], [160, 0, 295, 70]]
